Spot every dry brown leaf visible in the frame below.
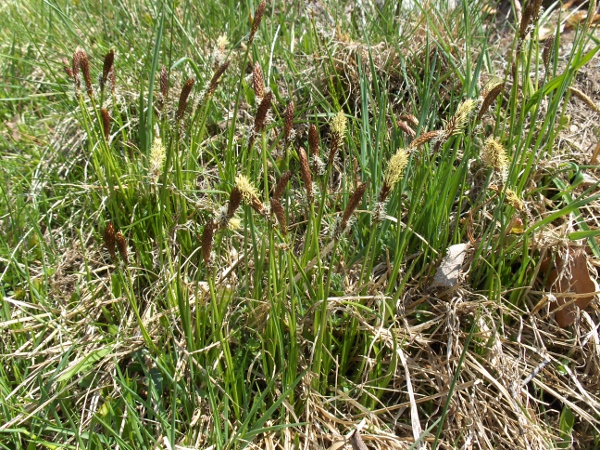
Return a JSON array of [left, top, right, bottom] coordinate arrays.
[[431, 243, 469, 288], [541, 248, 599, 327]]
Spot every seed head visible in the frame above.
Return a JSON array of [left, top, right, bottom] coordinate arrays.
[[253, 62, 265, 101], [273, 171, 292, 200], [410, 130, 442, 149], [339, 182, 367, 236], [380, 148, 409, 202], [308, 124, 320, 157], [270, 198, 287, 234], [397, 120, 416, 138], [201, 219, 215, 266], [101, 49, 114, 90], [505, 189, 524, 211], [62, 57, 74, 79], [249, 1, 266, 44], [72, 48, 82, 92], [176, 78, 195, 121], [226, 186, 243, 220], [78, 48, 94, 99], [331, 110, 347, 137], [104, 222, 116, 261], [298, 147, 313, 202], [440, 99, 475, 141], [254, 91, 272, 134], [207, 60, 230, 97], [149, 135, 166, 181], [216, 34, 229, 52], [115, 231, 128, 264], [284, 100, 295, 145], [100, 108, 111, 142], [160, 65, 169, 101], [399, 114, 419, 127], [235, 174, 264, 214], [328, 111, 347, 164], [481, 137, 509, 177], [542, 35, 555, 68], [478, 79, 505, 120]]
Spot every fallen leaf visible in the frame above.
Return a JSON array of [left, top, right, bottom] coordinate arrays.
[[431, 243, 469, 288], [541, 248, 599, 327]]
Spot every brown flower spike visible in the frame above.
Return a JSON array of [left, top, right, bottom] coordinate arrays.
[[284, 100, 294, 146], [298, 147, 312, 202], [101, 49, 114, 90], [270, 198, 286, 235], [226, 186, 243, 221], [79, 49, 93, 98], [104, 222, 116, 261], [176, 78, 195, 121], [160, 65, 169, 100], [201, 219, 215, 266], [72, 49, 81, 92], [253, 62, 265, 100], [249, 1, 266, 44], [207, 60, 230, 97], [115, 231, 128, 264], [100, 108, 110, 142], [339, 182, 367, 235], [273, 171, 292, 200]]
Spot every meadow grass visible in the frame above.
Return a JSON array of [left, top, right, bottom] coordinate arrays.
[[2, 0, 600, 448]]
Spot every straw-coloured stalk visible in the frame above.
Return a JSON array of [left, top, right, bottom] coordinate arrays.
[[101, 49, 114, 91], [298, 147, 313, 202], [569, 86, 599, 114], [100, 108, 111, 142], [284, 100, 295, 146], [176, 78, 195, 121], [248, 0, 266, 44], [78, 48, 94, 99], [273, 171, 292, 200], [235, 174, 266, 215], [379, 148, 409, 203], [338, 182, 367, 237], [270, 198, 287, 235], [253, 62, 265, 101], [328, 111, 347, 165], [104, 222, 116, 261], [206, 60, 230, 97], [115, 231, 128, 265], [481, 137, 509, 181], [477, 79, 505, 120], [201, 219, 215, 266]]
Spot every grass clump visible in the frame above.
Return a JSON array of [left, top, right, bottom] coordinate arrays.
[[2, 0, 600, 448]]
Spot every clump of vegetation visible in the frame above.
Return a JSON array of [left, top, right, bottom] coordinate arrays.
[[2, 0, 600, 448]]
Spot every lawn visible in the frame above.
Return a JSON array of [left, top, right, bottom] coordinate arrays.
[[2, 0, 600, 448]]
